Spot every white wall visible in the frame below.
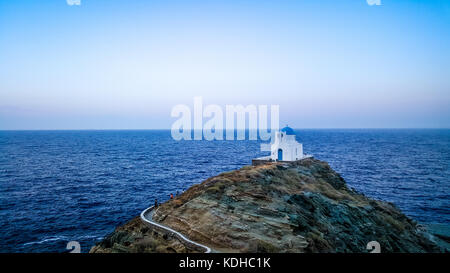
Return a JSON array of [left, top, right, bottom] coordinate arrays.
[[270, 132, 304, 161]]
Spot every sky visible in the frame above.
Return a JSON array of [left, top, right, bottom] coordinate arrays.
[[0, 0, 449, 129]]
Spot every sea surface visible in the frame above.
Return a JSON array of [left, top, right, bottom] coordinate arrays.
[[0, 129, 449, 252]]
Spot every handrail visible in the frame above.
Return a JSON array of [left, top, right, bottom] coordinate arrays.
[[140, 206, 212, 253]]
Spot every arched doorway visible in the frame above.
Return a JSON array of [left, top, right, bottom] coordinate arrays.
[[278, 149, 283, 161]]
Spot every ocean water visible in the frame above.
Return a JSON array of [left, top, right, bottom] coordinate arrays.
[[0, 129, 449, 253]]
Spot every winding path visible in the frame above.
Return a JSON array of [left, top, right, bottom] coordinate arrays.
[[140, 206, 212, 253]]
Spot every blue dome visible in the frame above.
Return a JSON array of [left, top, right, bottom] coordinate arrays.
[[281, 126, 295, 135]]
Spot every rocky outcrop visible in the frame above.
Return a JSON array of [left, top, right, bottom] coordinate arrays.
[[91, 158, 445, 253], [89, 216, 201, 253]]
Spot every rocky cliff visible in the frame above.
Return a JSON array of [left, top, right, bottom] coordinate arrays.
[[90, 158, 445, 253]]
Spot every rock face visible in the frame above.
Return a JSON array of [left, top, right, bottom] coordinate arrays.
[[89, 216, 198, 253], [91, 158, 444, 253]]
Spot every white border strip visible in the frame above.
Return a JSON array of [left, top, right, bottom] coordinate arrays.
[[140, 206, 211, 253]]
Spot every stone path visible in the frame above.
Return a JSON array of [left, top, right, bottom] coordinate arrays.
[[140, 206, 212, 253]]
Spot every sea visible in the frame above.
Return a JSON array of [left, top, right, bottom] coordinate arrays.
[[0, 129, 449, 252]]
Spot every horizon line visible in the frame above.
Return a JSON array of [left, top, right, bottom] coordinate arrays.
[[1, 128, 449, 131]]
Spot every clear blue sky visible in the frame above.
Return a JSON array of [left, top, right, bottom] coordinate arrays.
[[1, 0, 449, 129]]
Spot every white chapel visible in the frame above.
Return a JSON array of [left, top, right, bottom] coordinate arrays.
[[269, 126, 304, 161], [253, 126, 309, 165]]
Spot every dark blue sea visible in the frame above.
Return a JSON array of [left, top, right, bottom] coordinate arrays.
[[0, 129, 449, 253]]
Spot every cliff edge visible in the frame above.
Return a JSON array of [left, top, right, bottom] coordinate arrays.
[[90, 158, 444, 253]]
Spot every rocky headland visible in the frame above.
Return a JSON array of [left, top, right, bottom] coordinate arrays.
[[90, 158, 446, 253]]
